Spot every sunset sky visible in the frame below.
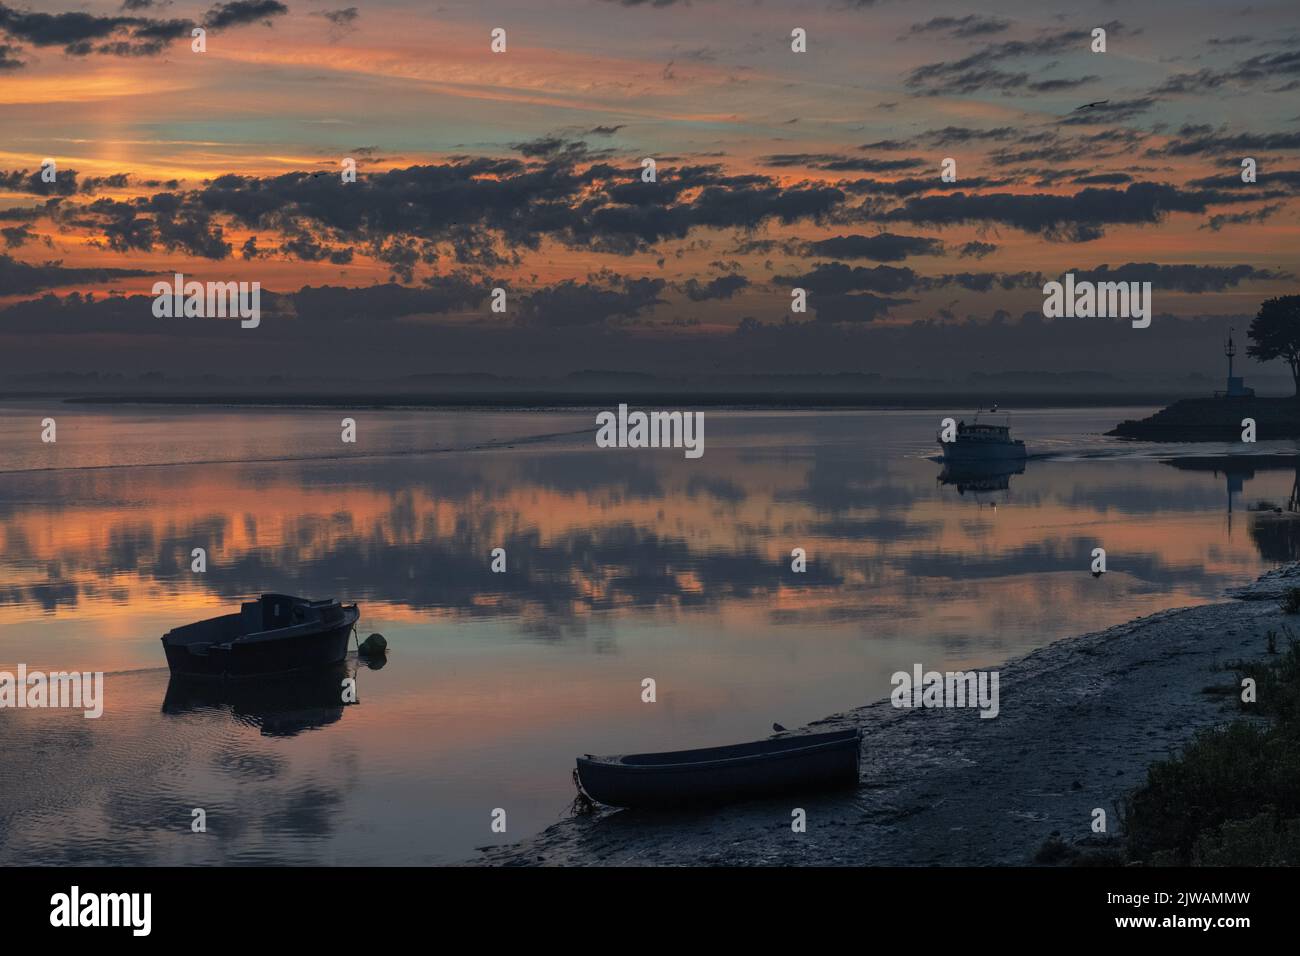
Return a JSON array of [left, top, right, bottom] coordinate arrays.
[[2, 0, 1298, 388]]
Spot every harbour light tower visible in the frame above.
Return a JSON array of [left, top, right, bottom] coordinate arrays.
[[1224, 327, 1255, 398]]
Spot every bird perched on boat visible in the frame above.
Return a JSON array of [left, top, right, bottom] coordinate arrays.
[[1074, 99, 1109, 111]]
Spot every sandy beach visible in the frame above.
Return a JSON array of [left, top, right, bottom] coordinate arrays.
[[478, 565, 1300, 866]]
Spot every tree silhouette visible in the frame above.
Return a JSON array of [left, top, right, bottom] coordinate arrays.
[[1247, 295, 1300, 396]]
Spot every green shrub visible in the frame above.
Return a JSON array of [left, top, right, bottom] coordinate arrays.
[[1239, 631, 1300, 729], [1191, 811, 1300, 866], [1124, 639, 1300, 865], [1124, 722, 1300, 864], [1033, 835, 1072, 865]]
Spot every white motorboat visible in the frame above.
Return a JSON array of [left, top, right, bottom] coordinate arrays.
[[937, 408, 1028, 463]]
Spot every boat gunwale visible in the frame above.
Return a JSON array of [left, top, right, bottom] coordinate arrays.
[[163, 602, 358, 647], [578, 729, 861, 774]]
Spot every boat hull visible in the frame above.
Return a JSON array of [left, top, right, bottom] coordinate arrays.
[[162, 601, 358, 679], [576, 728, 861, 809], [938, 440, 1027, 463]]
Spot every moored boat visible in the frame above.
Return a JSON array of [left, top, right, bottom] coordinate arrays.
[[161, 594, 358, 679], [575, 728, 861, 808]]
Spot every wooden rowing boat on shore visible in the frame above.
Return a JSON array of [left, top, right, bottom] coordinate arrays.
[[575, 728, 861, 808]]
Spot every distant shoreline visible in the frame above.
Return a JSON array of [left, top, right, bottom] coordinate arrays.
[[0, 391, 1186, 411]]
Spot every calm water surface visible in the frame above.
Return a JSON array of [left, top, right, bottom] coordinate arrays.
[[1, 403, 1296, 863]]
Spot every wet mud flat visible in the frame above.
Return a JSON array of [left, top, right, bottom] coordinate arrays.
[[478, 573, 1295, 866]]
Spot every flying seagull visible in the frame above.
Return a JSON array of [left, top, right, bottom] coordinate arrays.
[[1074, 99, 1110, 111]]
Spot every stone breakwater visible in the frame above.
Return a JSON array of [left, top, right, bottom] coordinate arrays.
[[1108, 396, 1300, 441]]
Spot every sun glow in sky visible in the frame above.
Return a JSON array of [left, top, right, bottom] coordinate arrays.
[[2, 0, 1299, 384]]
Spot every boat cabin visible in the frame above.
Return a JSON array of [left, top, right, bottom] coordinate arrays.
[[165, 594, 340, 648], [956, 421, 1013, 441]]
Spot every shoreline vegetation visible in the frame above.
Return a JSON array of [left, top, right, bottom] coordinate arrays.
[[1113, 632, 1300, 866], [478, 564, 1300, 867]]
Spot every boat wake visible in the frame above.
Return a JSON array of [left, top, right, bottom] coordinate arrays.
[[1035, 444, 1299, 463]]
